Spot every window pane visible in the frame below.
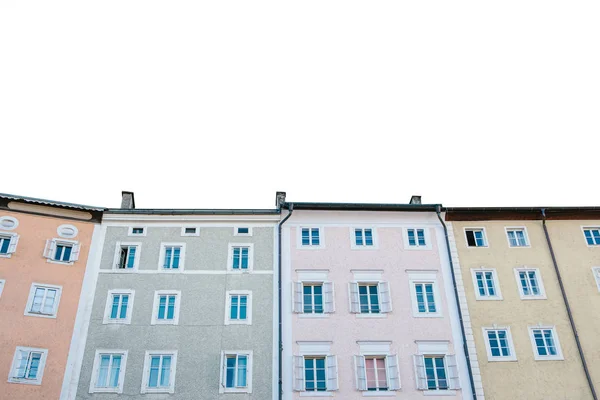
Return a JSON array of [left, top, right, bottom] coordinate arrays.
[[237, 356, 247, 387], [98, 355, 110, 387], [119, 295, 128, 319], [302, 229, 310, 245], [425, 284, 436, 312], [148, 356, 160, 387], [63, 246, 72, 261], [172, 248, 180, 269], [167, 296, 175, 319], [109, 356, 121, 387], [408, 230, 416, 246], [31, 288, 45, 313], [226, 357, 236, 388], [0, 238, 10, 254], [233, 248, 240, 269], [127, 247, 136, 268], [158, 296, 166, 319], [160, 356, 171, 387], [241, 248, 249, 269], [230, 296, 239, 319], [239, 296, 247, 320], [355, 229, 362, 245], [311, 229, 320, 245], [417, 229, 426, 246]]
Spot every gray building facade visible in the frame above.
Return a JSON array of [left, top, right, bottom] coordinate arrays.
[[68, 195, 279, 399]]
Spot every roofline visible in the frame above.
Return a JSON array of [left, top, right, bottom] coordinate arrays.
[[106, 208, 280, 215], [0, 192, 107, 212], [282, 202, 441, 212], [446, 206, 600, 212]]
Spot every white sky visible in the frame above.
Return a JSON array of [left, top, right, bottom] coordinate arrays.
[[1, 1, 599, 209]]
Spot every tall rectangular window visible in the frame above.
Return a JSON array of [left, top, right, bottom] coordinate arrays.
[[220, 352, 252, 393], [232, 247, 249, 269], [163, 246, 181, 269], [407, 229, 426, 247], [149, 355, 171, 388], [54, 244, 73, 262], [304, 357, 327, 391], [354, 229, 374, 247], [303, 284, 323, 314], [111, 294, 129, 320], [583, 228, 600, 245], [301, 228, 320, 246], [9, 347, 48, 385], [104, 290, 134, 324], [230, 295, 247, 320], [487, 330, 511, 357], [424, 356, 448, 390], [95, 354, 122, 389], [141, 352, 177, 393], [365, 357, 388, 391], [152, 291, 181, 325], [415, 283, 436, 314], [465, 229, 487, 247], [25, 284, 62, 318], [0, 235, 11, 254], [530, 327, 563, 360], [158, 296, 176, 320], [507, 228, 528, 247], [44, 239, 80, 263], [475, 271, 496, 297], [118, 246, 137, 269], [515, 268, 546, 298], [359, 284, 380, 314]]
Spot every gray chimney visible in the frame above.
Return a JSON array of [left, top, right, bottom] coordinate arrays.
[[121, 191, 136, 209], [409, 195, 422, 205], [275, 191, 286, 208]]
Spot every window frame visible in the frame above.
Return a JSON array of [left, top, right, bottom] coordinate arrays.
[[112, 242, 142, 272], [227, 243, 254, 272], [151, 290, 182, 325], [8, 346, 48, 385], [297, 226, 324, 249], [44, 238, 80, 265], [408, 273, 442, 318], [180, 226, 200, 237], [224, 290, 253, 325], [350, 227, 378, 249], [582, 227, 600, 246], [505, 227, 530, 248], [234, 227, 253, 236], [514, 267, 547, 300], [140, 350, 178, 394], [158, 242, 186, 272], [470, 268, 503, 300], [463, 227, 488, 248], [219, 351, 253, 394], [403, 227, 431, 250], [482, 327, 517, 362], [24, 283, 62, 319], [0, 231, 19, 258], [88, 349, 128, 393], [103, 289, 135, 325], [128, 227, 146, 237], [528, 326, 564, 361]]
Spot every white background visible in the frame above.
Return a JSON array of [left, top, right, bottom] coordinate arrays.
[[1, 0, 599, 209]]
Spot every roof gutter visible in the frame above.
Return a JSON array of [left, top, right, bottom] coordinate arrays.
[[278, 204, 293, 400]]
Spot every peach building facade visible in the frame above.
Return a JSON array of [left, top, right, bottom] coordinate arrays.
[[0, 194, 103, 400]]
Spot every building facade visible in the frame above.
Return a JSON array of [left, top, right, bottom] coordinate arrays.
[[280, 197, 476, 400], [0, 194, 104, 400]]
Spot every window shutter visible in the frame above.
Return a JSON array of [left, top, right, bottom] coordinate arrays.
[[220, 353, 227, 387], [326, 355, 338, 391], [378, 281, 392, 313], [386, 354, 401, 390], [348, 282, 360, 313], [7, 234, 19, 254], [293, 356, 305, 391], [292, 282, 303, 313], [354, 355, 367, 391], [43, 239, 56, 259], [70, 243, 81, 262], [446, 355, 460, 389], [323, 281, 335, 313], [413, 355, 427, 390]]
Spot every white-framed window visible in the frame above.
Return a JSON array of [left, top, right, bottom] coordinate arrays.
[[141, 351, 177, 393], [220, 351, 253, 393], [404, 228, 430, 249], [299, 227, 322, 247], [24, 283, 62, 318], [293, 355, 338, 392], [471, 268, 502, 300], [234, 227, 252, 236], [89, 350, 128, 393], [151, 291, 181, 325], [225, 290, 252, 325], [8, 347, 48, 385], [482, 327, 517, 361], [0, 232, 19, 257], [128, 227, 146, 236], [293, 282, 335, 314], [43, 239, 80, 264], [113, 242, 141, 271], [528, 326, 563, 360], [228, 243, 253, 272], [103, 290, 135, 324], [583, 227, 600, 246], [506, 227, 529, 247], [158, 243, 185, 271], [354, 342, 401, 393], [514, 268, 546, 299], [413, 342, 459, 392], [349, 281, 392, 315], [464, 228, 487, 247], [181, 227, 199, 237], [0, 279, 5, 297], [592, 267, 600, 292], [352, 228, 376, 248], [408, 272, 441, 317]]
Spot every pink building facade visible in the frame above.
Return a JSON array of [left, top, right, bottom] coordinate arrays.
[[280, 203, 474, 400]]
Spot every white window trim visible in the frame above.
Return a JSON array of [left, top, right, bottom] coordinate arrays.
[[293, 343, 337, 395], [463, 227, 489, 248], [57, 224, 79, 239], [482, 326, 517, 362], [582, 226, 600, 247], [112, 242, 142, 272], [0, 216, 19, 230], [128, 227, 147, 236], [227, 243, 254, 272], [234, 227, 253, 236], [403, 227, 432, 250], [350, 227, 378, 250], [528, 326, 564, 361], [88, 349, 128, 393], [514, 267, 547, 300], [157, 242, 186, 272], [8, 346, 48, 385], [151, 290, 182, 325], [224, 290, 253, 325], [408, 273, 442, 318], [414, 342, 457, 395], [45, 238, 80, 265], [24, 282, 62, 319], [470, 268, 503, 300], [0, 231, 19, 258], [219, 351, 253, 394], [0, 279, 4, 297], [505, 226, 531, 248], [103, 289, 135, 325], [140, 350, 178, 394], [355, 341, 399, 395], [180, 226, 200, 237], [349, 280, 392, 318], [592, 267, 600, 292], [297, 226, 325, 249]]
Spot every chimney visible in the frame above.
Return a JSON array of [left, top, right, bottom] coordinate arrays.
[[409, 195, 422, 205], [275, 191, 286, 209], [121, 191, 136, 209]]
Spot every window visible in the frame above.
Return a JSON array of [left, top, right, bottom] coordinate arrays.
[[0, 233, 19, 257], [103, 290, 135, 324], [303, 284, 323, 314], [293, 355, 338, 392], [292, 282, 335, 314], [234, 227, 252, 236], [181, 227, 199, 236], [593, 267, 600, 292], [529, 327, 563, 360], [151, 291, 181, 325], [506, 228, 529, 247], [228, 244, 253, 271], [25, 283, 62, 318], [141, 351, 177, 393], [8, 347, 48, 385], [129, 227, 146, 236], [408, 273, 441, 317], [514, 268, 546, 299], [225, 291, 252, 325], [414, 283, 437, 314], [220, 352, 253, 393], [349, 282, 391, 314], [43, 239, 80, 263], [414, 355, 459, 391], [583, 228, 600, 246], [301, 227, 321, 247], [116, 245, 138, 270], [465, 228, 487, 247], [483, 327, 516, 361], [353, 228, 374, 247], [355, 355, 400, 392], [471, 268, 502, 300], [405, 228, 428, 249], [159, 244, 185, 270], [89, 350, 128, 393]]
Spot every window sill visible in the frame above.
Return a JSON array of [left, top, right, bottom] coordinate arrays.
[[423, 390, 457, 396], [298, 313, 329, 319], [351, 246, 379, 250], [8, 378, 42, 386], [0, 253, 12, 258], [519, 295, 547, 300], [297, 246, 325, 250], [150, 321, 179, 326], [508, 246, 531, 249], [299, 391, 333, 397], [157, 269, 184, 273], [487, 357, 518, 362], [141, 387, 174, 394], [220, 388, 252, 394], [102, 319, 131, 325], [90, 387, 122, 394], [46, 259, 74, 266], [109, 269, 138, 273], [533, 356, 564, 361], [404, 246, 432, 251], [356, 313, 387, 319], [24, 311, 57, 319], [474, 297, 503, 301], [227, 270, 254, 274], [362, 390, 397, 396], [412, 313, 443, 318], [225, 320, 252, 325]]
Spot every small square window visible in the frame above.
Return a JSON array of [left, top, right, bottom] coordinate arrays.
[[234, 227, 252, 236], [220, 352, 253, 393], [141, 351, 177, 394], [228, 244, 253, 271], [506, 228, 529, 247], [129, 227, 145, 236], [225, 291, 252, 325], [8, 347, 48, 385], [0, 233, 19, 257], [353, 228, 375, 248], [300, 228, 321, 247], [483, 327, 516, 361], [583, 228, 600, 246], [25, 283, 62, 318], [103, 290, 135, 324], [181, 227, 199, 236], [158, 243, 185, 271], [529, 327, 563, 360], [89, 350, 128, 393], [43, 239, 80, 264], [405, 228, 429, 249], [471, 269, 502, 300], [514, 268, 546, 299], [465, 228, 487, 247], [151, 291, 181, 325]]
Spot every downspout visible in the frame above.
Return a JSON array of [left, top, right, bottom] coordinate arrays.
[[436, 206, 477, 400], [278, 204, 293, 400], [541, 209, 598, 400]]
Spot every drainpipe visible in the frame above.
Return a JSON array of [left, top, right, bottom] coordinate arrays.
[[541, 209, 598, 400], [436, 206, 477, 400], [278, 204, 293, 400]]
